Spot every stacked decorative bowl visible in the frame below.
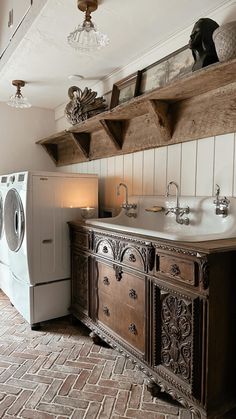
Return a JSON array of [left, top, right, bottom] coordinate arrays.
[[213, 21, 236, 62]]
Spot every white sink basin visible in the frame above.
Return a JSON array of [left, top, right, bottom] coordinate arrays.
[[86, 196, 236, 242]]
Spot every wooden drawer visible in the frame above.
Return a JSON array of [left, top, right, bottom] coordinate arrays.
[[98, 291, 145, 353], [94, 238, 115, 260], [157, 254, 196, 286], [97, 261, 145, 310], [71, 229, 89, 250], [120, 246, 145, 271], [93, 232, 154, 272]]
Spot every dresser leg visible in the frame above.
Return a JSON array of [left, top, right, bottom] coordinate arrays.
[[146, 379, 161, 397], [89, 331, 103, 345], [31, 323, 41, 331]]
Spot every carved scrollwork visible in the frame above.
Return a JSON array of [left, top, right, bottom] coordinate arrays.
[[161, 293, 192, 384], [113, 264, 123, 281], [199, 257, 209, 290]]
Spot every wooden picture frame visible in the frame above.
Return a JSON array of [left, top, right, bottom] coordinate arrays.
[[137, 45, 193, 95], [110, 71, 142, 109]]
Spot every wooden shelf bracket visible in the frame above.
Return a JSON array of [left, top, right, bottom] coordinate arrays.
[[146, 100, 172, 142], [100, 119, 124, 150], [42, 143, 58, 164], [69, 132, 91, 158]]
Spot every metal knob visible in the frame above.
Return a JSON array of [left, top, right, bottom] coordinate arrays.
[[103, 306, 110, 316], [170, 264, 180, 276], [103, 277, 110, 286], [128, 323, 137, 335], [129, 289, 137, 299]]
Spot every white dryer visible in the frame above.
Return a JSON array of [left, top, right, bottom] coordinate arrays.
[[4, 171, 98, 328], [0, 174, 11, 298]]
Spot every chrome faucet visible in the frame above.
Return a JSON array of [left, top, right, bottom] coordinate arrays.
[[213, 184, 230, 217], [165, 181, 190, 225], [117, 182, 137, 217]]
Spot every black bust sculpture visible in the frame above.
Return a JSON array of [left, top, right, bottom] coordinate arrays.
[[189, 18, 219, 71]]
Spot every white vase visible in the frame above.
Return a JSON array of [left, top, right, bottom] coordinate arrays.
[[213, 21, 236, 62]]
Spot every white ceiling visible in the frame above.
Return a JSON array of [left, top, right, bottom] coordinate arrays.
[[0, 0, 231, 109]]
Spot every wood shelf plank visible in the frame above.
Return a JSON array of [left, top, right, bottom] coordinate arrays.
[[36, 58, 236, 166]]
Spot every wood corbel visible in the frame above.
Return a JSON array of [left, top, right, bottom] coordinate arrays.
[[146, 100, 172, 142], [69, 132, 91, 158], [99, 119, 124, 150]]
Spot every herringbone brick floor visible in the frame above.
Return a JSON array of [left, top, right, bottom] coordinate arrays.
[[0, 290, 235, 419]]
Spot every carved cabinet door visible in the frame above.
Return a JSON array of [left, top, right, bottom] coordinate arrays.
[[152, 282, 204, 401], [71, 250, 90, 316]]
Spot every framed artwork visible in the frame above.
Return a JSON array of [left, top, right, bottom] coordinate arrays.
[[138, 45, 193, 95], [110, 71, 142, 109]]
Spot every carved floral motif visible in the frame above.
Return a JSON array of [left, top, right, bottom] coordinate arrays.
[[161, 293, 192, 384]]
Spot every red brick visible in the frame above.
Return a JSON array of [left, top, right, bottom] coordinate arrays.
[[26, 383, 48, 409], [114, 389, 130, 415], [58, 374, 77, 396], [42, 379, 62, 403], [74, 370, 90, 390], [7, 389, 32, 416]]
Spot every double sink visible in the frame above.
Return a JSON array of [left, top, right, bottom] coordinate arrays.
[[86, 195, 235, 242]]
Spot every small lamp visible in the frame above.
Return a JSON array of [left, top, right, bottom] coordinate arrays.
[[67, 0, 109, 53], [7, 80, 31, 109]]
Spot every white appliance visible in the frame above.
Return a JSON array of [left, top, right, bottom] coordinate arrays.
[[3, 171, 98, 328], [0, 174, 11, 298]]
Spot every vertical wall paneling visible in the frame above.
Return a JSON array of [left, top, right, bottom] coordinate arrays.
[[154, 146, 167, 196], [143, 149, 155, 195], [181, 141, 197, 196], [115, 155, 124, 207], [196, 137, 215, 196], [106, 157, 116, 208], [124, 153, 133, 197], [93, 159, 101, 176], [167, 143, 182, 187], [133, 151, 144, 195], [100, 158, 108, 210], [214, 133, 234, 196]]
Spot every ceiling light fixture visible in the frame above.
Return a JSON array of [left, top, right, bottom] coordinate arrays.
[[67, 0, 109, 53], [7, 80, 32, 109]]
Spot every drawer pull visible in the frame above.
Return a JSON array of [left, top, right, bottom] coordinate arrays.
[[102, 246, 108, 254], [103, 276, 110, 286], [129, 253, 136, 263], [129, 289, 137, 299], [170, 264, 181, 276], [103, 306, 110, 316], [128, 323, 137, 335]]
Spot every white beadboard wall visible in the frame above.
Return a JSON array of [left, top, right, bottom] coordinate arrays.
[[56, 1, 236, 212], [59, 133, 236, 211]]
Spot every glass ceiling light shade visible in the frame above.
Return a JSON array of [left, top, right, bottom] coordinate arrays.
[[7, 80, 32, 109], [68, 0, 109, 53]]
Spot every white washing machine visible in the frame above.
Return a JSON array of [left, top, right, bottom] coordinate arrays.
[[4, 171, 98, 327], [0, 174, 11, 298]]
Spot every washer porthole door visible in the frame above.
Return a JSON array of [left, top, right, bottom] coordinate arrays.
[[4, 189, 25, 252]]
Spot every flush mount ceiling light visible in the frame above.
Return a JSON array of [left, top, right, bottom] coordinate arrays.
[[67, 0, 109, 53], [7, 80, 32, 109]]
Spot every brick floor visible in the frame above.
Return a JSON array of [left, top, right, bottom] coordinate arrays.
[[0, 290, 234, 419]]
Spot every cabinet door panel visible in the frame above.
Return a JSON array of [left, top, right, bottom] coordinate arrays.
[[71, 251, 89, 315], [0, 0, 12, 56], [12, 0, 31, 33], [152, 283, 203, 399]]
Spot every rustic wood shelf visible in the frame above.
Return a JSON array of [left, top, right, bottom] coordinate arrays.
[[37, 58, 236, 166]]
